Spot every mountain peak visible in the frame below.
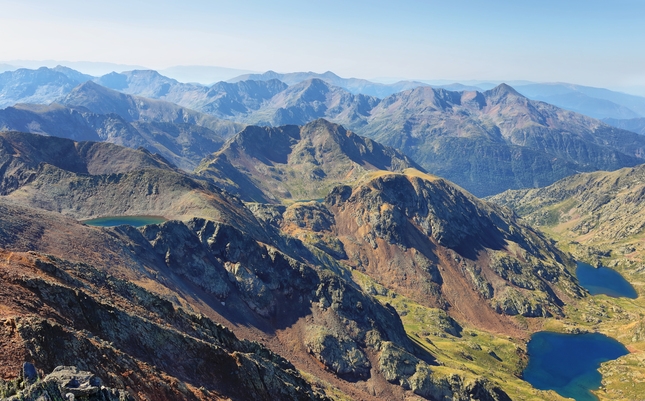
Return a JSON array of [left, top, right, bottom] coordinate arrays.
[[484, 83, 523, 99], [320, 71, 342, 79], [196, 120, 421, 202], [72, 79, 111, 93]]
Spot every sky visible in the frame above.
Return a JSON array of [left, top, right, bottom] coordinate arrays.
[[1, 0, 645, 92]]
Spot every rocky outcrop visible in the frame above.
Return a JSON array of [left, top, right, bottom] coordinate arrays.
[[304, 327, 371, 379], [378, 342, 510, 401], [0, 250, 329, 401], [1, 364, 132, 401], [325, 170, 582, 322]]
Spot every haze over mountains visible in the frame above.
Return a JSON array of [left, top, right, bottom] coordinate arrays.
[[3, 66, 645, 198], [0, 84, 242, 171]]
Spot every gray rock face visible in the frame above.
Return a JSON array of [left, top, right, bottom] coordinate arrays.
[[304, 328, 371, 379], [378, 342, 510, 401], [325, 171, 582, 321], [3, 365, 131, 401], [188, 219, 320, 317], [140, 220, 231, 299]]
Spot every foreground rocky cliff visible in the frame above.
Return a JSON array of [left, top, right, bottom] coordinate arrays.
[[1, 365, 132, 401]]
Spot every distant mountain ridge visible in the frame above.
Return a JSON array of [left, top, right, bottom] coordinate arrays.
[[353, 84, 645, 196], [196, 118, 423, 202], [515, 82, 645, 119], [603, 117, 645, 135], [3, 66, 645, 196], [62, 80, 241, 132], [95, 69, 288, 120], [0, 67, 84, 108], [229, 70, 431, 98], [245, 78, 380, 128], [5, 65, 645, 120], [0, 80, 244, 170]]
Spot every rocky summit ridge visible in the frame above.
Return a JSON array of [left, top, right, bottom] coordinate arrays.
[[196, 118, 423, 203]]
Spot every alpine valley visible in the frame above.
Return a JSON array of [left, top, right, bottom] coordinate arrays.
[[0, 66, 644, 401]]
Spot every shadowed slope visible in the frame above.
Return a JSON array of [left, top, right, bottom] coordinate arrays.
[[196, 119, 423, 203]]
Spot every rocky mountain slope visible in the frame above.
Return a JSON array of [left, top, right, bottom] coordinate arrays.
[[0, 97, 237, 171], [0, 176, 507, 401], [195, 119, 423, 203], [488, 164, 645, 256], [323, 169, 582, 322], [0, 132, 267, 231], [603, 116, 645, 135], [355, 84, 645, 196], [0, 206, 329, 400]]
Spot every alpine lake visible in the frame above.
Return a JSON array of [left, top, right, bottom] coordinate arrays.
[[82, 215, 167, 227], [523, 262, 637, 400]]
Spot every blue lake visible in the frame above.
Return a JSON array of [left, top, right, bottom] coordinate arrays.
[[576, 262, 638, 299], [524, 332, 629, 401], [82, 216, 166, 227]]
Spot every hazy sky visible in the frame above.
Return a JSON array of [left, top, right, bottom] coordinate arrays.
[[1, 0, 644, 90]]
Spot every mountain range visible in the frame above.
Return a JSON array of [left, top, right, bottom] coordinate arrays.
[[602, 117, 645, 135], [5, 65, 645, 119], [0, 81, 243, 170], [229, 72, 645, 122], [514, 82, 645, 119], [354, 84, 645, 196], [4, 66, 645, 198], [195, 119, 423, 202], [228, 70, 434, 98], [0, 126, 592, 400], [4, 62, 645, 401]]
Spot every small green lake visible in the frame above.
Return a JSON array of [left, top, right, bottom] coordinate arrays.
[[523, 332, 629, 401], [576, 261, 638, 299], [82, 216, 166, 227]]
